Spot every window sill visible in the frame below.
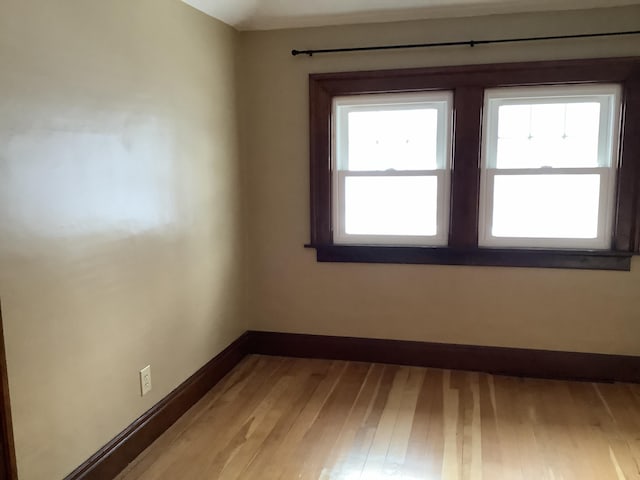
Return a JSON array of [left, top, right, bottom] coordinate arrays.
[[304, 244, 632, 271]]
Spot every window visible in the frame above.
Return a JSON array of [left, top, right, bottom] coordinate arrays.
[[479, 85, 621, 249], [307, 58, 640, 270], [333, 92, 452, 245]]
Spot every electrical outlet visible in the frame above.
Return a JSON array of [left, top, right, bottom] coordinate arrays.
[[140, 365, 152, 396]]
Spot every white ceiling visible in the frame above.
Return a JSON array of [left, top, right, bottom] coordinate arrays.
[[182, 0, 640, 31]]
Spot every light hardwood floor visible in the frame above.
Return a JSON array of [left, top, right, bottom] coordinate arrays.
[[116, 355, 640, 480]]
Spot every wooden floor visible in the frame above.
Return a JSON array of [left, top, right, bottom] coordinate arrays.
[[117, 355, 640, 480]]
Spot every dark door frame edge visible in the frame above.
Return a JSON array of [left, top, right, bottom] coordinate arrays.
[[0, 302, 17, 480]]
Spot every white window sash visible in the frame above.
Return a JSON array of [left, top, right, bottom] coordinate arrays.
[[480, 85, 620, 250], [483, 85, 621, 170], [333, 170, 449, 245], [478, 167, 615, 249], [332, 91, 453, 246], [334, 93, 452, 172]]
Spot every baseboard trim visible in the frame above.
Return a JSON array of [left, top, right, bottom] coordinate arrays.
[[65, 329, 639, 479], [249, 331, 640, 383], [64, 332, 252, 480]]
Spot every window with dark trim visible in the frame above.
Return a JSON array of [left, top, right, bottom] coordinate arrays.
[[306, 57, 640, 271]]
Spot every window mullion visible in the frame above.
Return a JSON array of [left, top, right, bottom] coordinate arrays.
[[449, 86, 484, 248]]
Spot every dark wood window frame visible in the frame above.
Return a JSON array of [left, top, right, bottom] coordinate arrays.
[[306, 57, 640, 271]]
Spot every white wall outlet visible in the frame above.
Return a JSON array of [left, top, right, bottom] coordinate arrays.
[[140, 365, 152, 396]]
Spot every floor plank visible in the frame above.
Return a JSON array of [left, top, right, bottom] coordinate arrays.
[[116, 355, 640, 480]]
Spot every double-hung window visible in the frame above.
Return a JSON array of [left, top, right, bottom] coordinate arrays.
[[308, 57, 640, 270], [333, 92, 452, 245], [479, 85, 621, 249]]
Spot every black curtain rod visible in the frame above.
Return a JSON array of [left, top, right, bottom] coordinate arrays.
[[291, 29, 640, 56]]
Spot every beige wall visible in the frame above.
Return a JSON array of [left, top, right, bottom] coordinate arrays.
[[2, 2, 640, 478], [240, 7, 640, 356], [0, 1, 245, 478]]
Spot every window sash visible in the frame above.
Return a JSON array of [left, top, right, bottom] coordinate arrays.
[[333, 170, 449, 245], [483, 85, 621, 170], [480, 84, 621, 250], [332, 91, 452, 246], [334, 92, 452, 172], [479, 167, 616, 249]]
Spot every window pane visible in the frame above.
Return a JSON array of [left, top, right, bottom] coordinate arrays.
[[345, 176, 438, 236], [530, 103, 566, 138], [565, 103, 601, 139], [495, 102, 601, 168], [497, 105, 530, 138], [347, 109, 439, 171], [492, 174, 601, 238]]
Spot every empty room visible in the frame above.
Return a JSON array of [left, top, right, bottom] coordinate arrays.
[[0, 0, 639, 479]]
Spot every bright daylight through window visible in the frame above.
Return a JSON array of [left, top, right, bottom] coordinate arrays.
[[309, 58, 640, 270], [333, 92, 452, 245], [479, 85, 620, 249]]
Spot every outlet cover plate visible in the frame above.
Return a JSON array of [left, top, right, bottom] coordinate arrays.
[[140, 365, 152, 396]]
